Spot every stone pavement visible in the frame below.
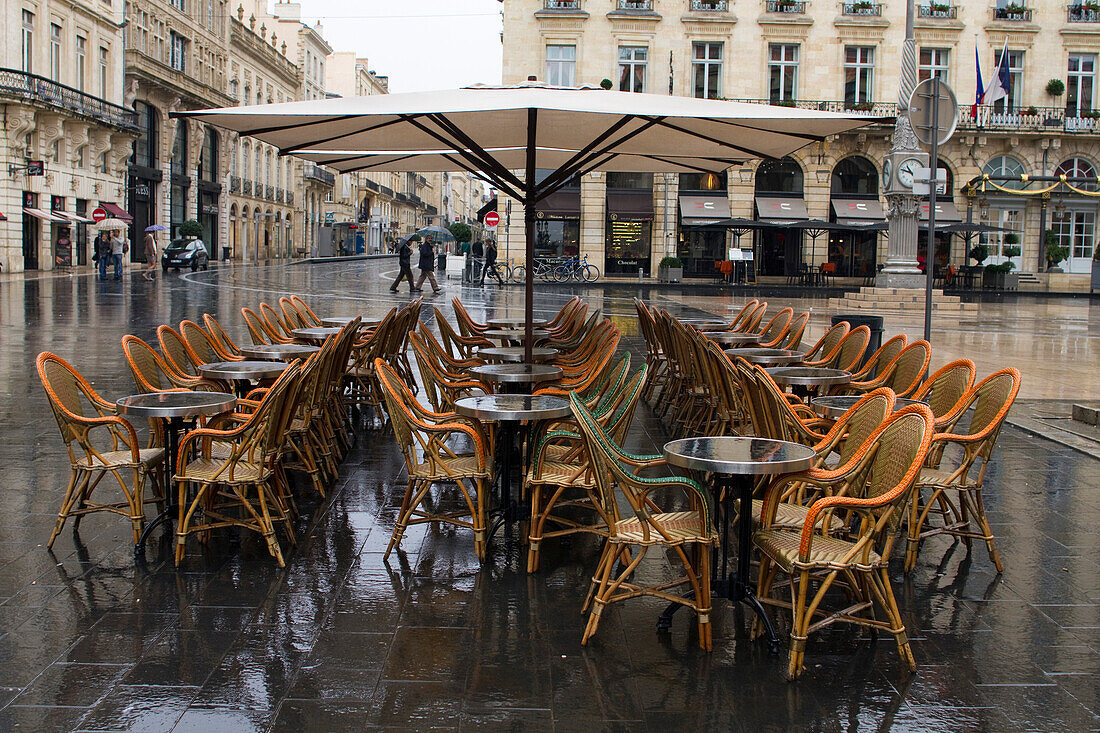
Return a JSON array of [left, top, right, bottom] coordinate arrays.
[[0, 260, 1097, 731]]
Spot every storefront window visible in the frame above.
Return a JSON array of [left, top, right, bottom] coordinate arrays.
[[679, 228, 725, 277], [606, 218, 651, 275], [679, 172, 726, 192], [534, 218, 579, 258]]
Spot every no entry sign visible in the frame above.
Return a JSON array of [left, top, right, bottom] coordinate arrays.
[[91, 207, 107, 223], [483, 211, 500, 227]]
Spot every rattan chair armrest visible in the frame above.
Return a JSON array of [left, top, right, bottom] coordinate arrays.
[[82, 415, 143, 462], [177, 423, 247, 461]]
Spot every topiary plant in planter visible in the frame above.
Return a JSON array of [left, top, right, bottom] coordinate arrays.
[[179, 219, 204, 238], [969, 243, 990, 265], [658, 255, 683, 283]]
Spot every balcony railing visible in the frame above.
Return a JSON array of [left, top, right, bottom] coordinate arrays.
[[286, 191, 294, 205], [617, 0, 653, 9], [0, 67, 139, 131], [275, 187, 284, 203], [230, 175, 241, 193], [304, 164, 335, 186], [992, 5, 1032, 20], [242, 179, 252, 195], [1068, 3, 1100, 21], [690, 0, 728, 9], [766, 0, 806, 11], [543, 0, 580, 8], [264, 184, 274, 200], [917, 3, 957, 17], [842, 2, 883, 15]]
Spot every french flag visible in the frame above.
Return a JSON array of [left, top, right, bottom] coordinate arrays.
[[985, 39, 1012, 107], [972, 41, 984, 118]]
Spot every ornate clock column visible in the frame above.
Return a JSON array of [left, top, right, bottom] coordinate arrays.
[[878, 0, 927, 289]]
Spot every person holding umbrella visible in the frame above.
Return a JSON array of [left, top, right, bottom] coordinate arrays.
[[142, 226, 162, 281], [414, 235, 441, 294], [109, 229, 128, 280], [389, 234, 417, 293], [94, 230, 110, 281]]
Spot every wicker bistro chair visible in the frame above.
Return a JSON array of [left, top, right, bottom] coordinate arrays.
[[843, 340, 931, 398], [173, 363, 302, 566], [279, 297, 313, 329], [415, 325, 485, 373], [201, 314, 246, 360], [260, 302, 297, 339], [536, 328, 620, 398], [434, 307, 493, 360], [570, 393, 719, 651], [37, 353, 166, 547], [848, 334, 908, 383], [740, 301, 769, 333], [828, 325, 871, 372], [122, 336, 224, 396], [374, 359, 493, 562], [289, 295, 323, 326], [157, 325, 206, 378], [524, 364, 647, 573], [634, 298, 668, 402], [753, 404, 935, 680], [280, 349, 333, 497], [760, 311, 808, 350], [242, 307, 293, 345], [181, 320, 242, 364], [723, 299, 759, 331], [451, 297, 491, 338], [409, 331, 492, 412], [912, 359, 976, 432], [752, 308, 793, 348], [904, 368, 1020, 573], [801, 321, 850, 367]]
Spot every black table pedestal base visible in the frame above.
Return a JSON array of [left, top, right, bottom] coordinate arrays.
[[135, 416, 184, 558], [485, 422, 519, 546]]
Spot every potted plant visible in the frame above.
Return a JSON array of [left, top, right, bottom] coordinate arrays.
[[1046, 78, 1065, 98], [929, 1, 950, 13], [1024, 105, 1039, 116], [179, 219, 204, 239], [1001, 233, 1021, 262], [1045, 231, 1069, 272], [982, 261, 1018, 289], [968, 243, 990, 266], [658, 255, 683, 283]]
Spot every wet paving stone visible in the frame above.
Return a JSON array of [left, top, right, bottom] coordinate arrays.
[[0, 261, 1098, 730]]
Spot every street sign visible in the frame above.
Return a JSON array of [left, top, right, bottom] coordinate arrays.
[[484, 211, 500, 227], [912, 167, 947, 196], [909, 78, 958, 147], [91, 208, 107, 223]]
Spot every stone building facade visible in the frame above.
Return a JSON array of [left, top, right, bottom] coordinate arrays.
[[500, 0, 1100, 287], [0, 0, 136, 272]]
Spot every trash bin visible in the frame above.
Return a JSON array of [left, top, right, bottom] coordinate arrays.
[[832, 314, 883, 369], [437, 252, 447, 272], [222, 246, 231, 261]]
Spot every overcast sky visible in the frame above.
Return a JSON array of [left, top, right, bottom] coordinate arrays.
[[282, 0, 504, 93]]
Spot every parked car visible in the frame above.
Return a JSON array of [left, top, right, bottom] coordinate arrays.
[[162, 239, 210, 272]]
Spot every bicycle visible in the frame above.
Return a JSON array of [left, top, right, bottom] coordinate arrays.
[[530, 257, 563, 283], [553, 254, 600, 283]]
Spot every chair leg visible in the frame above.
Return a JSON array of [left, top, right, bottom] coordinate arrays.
[[966, 488, 1003, 573], [384, 478, 420, 560], [874, 568, 917, 672], [787, 570, 811, 681], [48, 470, 85, 549]]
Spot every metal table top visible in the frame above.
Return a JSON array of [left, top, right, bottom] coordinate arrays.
[[680, 319, 729, 331], [238, 344, 320, 361], [663, 436, 816, 476], [477, 346, 558, 363], [291, 327, 342, 340], [199, 361, 290, 381], [320, 316, 382, 328], [116, 391, 236, 419], [454, 395, 571, 422], [766, 367, 853, 387], [812, 395, 929, 419], [703, 331, 760, 345], [470, 364, 563, 384], [726, 348, 806, 366], [486, 317, 550, 329], [483, 328, 551, 341]]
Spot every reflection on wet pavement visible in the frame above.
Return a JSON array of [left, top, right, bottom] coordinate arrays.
[[0, 260, 1097, 731]]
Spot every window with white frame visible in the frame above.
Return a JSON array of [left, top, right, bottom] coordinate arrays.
[[692, 42, 723, 99], [768, 44, 798, 103], [49, 24, 62, 82], [918, 47, 949, 82], [229, 78, 238, 101], [983, 155, 1027, 190], [546, 44, 576, 86], [170, 0, 184, 12], [76, 36, 86, 91], [1055, 157, 1098, 190], [1051, 209, 1095, 264], [169, 32, 185, 72], [1067, 54, 1096, 116], [993, 49, 1023, 113], [22, 11, 34, 73], [844, 46, 874, 105], [618, 46, 647, 93], [98, 47, 109, 97]]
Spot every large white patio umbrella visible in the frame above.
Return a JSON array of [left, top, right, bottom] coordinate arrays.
[[180, 82, 888, 356]]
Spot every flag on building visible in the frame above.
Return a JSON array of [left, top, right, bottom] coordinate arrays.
[[984, 39, 1012, 107], [972, 41, 985, 119]]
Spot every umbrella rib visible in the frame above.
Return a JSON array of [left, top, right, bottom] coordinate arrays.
[[438, 153, 525, 203], [418, 114, 527, 191], [267, 115, 417, 151], [705, 116, 830, 144], [635, 154, 738, 175], [638, 116, 782, 159], [533, 114, 640, 196]]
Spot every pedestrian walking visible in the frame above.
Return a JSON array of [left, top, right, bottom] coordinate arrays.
[[142, 230, 158, 281], [94, 232, 110, 280], [480, 239, 504, 286], [471, 239, 484, 282], [109, 230, 128, 280], [389, 235, 417, 292], [414, 236, 441, 294]]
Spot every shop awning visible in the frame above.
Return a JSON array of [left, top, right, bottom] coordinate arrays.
[[607, 190, 653, 217], [832, 198, 884, 223], [919, 200, 961, 222], [100, 203, 133, 222], [534, 189, 581, 218], [57, 210, 93, 223], [756, 196, 808, 224], [476, 197, 497, 223], [679, 195, 731, 224], [22, 207, 67, 222]]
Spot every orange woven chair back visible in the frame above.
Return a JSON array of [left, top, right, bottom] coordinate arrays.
[[242, 307, 291, 344], [180, 321, 227, 365], [451, 298, 488, 337], [290, 295, 322, 326], [757, 308, 793, 343], [743, 302, 769, 332], [259, 302, 294, 338], [728, 299, 759, 330], [202, 314, 243, 358], [781, 312, 810, 351], [123, 335, 180, 392], [859, 334, 908, 377], [955, 368, 1021, 457], [883, 341, 931, 397], [805, 321, 849, 363], [279, 297, 311, 329], [830, 387, 896, 466], [831, 325, 870, 372], [157, 325, 203, 376], [914, 359, 976, 423]]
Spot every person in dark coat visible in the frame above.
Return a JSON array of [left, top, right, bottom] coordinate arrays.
[[389, 235, 417, 292], [479, 239, 504, 286], [414, 235, 441, 293]]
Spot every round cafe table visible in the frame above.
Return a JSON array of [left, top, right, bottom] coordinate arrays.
[[663, 436, 816, 648], [766, 366, 852, 400], [454, 395, 572, 546], [291, 326, 342, 342], [199, 360, 289, 398], [320, 316, 382, 328], [486, 317, 550, 329], [483, 328, 551, 343], [726, 348, 805, 366], [679, 319, 729, 331], [238, 343, 319, 361], [811, 395, 928, 419], [116, 391, 236, 554], [469, 364, 563, 394], [703, 331, 760, 346], [478, 346, 558, 364]]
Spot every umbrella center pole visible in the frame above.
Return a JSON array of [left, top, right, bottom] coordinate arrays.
[[524, 108, 538, 364]]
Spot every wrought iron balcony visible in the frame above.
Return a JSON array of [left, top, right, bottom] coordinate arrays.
[[617, 0, 653, 9], [265, 184, 274, 200], [543, 0, 580, 8], [690, 0, 728, 9], [380, 185, 394, 197], [842, 2, 882, 15], [304, 164, 335, 186], [242, 179, 253, 195], [230, 175, 241, 193], [0, 67, 139, 131], [731, 98, 898, 117], [286, 191, 294, 205], [917, 3, 957, 17], [275, 187, 284, 203], [766, 0, 806, 11], [992, 5, 1032, 20], [1068, 3, 1100, 21]]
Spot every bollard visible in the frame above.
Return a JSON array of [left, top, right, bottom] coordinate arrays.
[[638, 267, 644, 283]]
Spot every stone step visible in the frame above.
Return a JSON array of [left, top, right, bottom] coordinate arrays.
[[842, 291, 961, 304], [828, 298, 978, 313]]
